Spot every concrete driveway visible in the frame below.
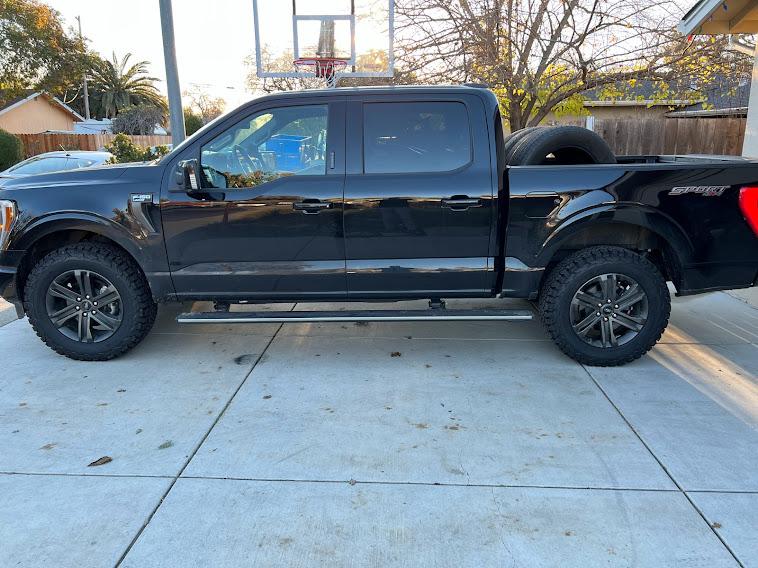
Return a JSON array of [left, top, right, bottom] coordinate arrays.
[[0, 293, 756, 567]]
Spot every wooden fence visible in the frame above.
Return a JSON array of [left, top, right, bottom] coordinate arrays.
[[17, 133, 173, 158], [588, 117, 746, 156], [18, 117, 745, 159]]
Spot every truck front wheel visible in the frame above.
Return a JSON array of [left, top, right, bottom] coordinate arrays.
[[24, 243, 157, 361], [539, 246, 670, 366]]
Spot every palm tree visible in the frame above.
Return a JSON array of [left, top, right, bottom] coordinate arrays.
[[89, 52, 167, 118]]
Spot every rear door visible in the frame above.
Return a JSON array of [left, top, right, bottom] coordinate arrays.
[[343, 93, 496, 298]]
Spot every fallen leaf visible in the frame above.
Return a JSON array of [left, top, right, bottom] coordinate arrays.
[[348, 479, 357, 486], [158, 440, 174, 450], [88, 456, 112, 467], [391, 352, 402, 357], [263, 394, 272, 400]]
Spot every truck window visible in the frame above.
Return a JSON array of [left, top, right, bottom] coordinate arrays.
[[200, 105, 328, 189], [363, 102, 471, 174]]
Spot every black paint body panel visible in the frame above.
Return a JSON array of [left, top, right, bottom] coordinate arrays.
[[0, 86, 756, 315], [505, 163, 758, 294]]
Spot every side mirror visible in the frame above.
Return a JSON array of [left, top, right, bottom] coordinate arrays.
[[175, 159, 200, 191]]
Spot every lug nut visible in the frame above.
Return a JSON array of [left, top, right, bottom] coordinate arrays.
[[614, 304, 619, 308], [75, 306, 80, 311], [612, 314, 617, 318], [85, 295, 90, 299], [93, 302, 98, 306], [77, 297, 82, 302], [596, 312, 601, 316], [603, 317, 608, 321]]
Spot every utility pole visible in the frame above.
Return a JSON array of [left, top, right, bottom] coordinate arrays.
[[75, 15, 91, 120], [159, 0, 186, 145]]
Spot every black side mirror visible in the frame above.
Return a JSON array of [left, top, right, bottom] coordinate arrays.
[[176, 159, 200, 191]]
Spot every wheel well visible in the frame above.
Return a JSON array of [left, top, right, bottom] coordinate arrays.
[[541, 223, 683, 291], [16, 230, 142, 303]]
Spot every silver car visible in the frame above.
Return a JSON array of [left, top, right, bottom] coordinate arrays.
[[0, 151, 114, 185]]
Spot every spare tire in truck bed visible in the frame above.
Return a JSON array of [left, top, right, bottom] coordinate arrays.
[[508, 125, 616, 166], [502, 126, 545, 163]]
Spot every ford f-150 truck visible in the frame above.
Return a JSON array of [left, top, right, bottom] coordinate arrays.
[[1, 86, 756, 365]]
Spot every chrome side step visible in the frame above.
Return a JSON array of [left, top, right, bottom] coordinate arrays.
[[176, 309, 533, 324]]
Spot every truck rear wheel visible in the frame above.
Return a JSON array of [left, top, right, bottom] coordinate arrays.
[[24, 243, 157, 361], [538, 246, 670, 366]]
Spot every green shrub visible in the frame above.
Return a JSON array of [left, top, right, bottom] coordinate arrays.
[[184, 109, 203, 136], [105, 133, 169, 164], [0, 129, 24, 171]]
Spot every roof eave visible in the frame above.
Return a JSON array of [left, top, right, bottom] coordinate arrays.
[[678, 0, 722, 35], [0, 91, 84, 122]]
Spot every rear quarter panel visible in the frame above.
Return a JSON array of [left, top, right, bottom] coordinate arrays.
[[505, 162, 758, 293]]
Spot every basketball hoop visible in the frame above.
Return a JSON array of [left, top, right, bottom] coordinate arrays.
[[294, 57, 350, 88]]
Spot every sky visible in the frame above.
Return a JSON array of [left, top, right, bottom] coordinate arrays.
[[47, 0, 697, 112], [51, 0, 259, 110]]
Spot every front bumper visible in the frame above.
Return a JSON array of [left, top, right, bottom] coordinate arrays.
[[0, 250, 25, 317]]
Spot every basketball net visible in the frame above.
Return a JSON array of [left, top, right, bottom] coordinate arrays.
[[293, 57, 349, 88]]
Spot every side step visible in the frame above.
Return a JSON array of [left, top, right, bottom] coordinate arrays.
[[176, 308, 533, 324]]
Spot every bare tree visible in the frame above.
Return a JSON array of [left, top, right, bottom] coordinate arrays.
[[245, 50, 323, 93], [245, 49, 418, 92], [183, 85, 227, 124], [395, 0, 750, 130]]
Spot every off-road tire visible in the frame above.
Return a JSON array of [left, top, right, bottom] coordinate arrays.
[[503, 126, 546, 165], [509, 125, 616, 166], [24, 243, 157, 361], [539, 246, 670, 366]]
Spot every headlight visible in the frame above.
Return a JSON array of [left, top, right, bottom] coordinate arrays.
[[0, 200, 17, 250]]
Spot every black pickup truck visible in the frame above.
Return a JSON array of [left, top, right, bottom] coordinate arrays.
[[1, 86, 756, 365]]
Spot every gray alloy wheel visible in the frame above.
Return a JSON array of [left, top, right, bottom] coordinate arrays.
[[569, 273, 649, 348], [45, 269, 123, 343]]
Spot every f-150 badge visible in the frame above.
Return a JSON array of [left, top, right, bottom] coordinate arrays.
[[669, 186, 728, 197]]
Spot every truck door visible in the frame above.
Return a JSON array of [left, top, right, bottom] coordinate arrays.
[[343, 94, 495, 298], [161, 99, 347, 299]]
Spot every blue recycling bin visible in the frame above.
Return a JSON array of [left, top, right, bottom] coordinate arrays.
[[263, 134, 311, 171]]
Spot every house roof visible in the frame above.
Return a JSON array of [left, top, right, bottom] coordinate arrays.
[[0, 90, 84, 122], [679, 0, 758, 35], [582, 76, 750, 111]]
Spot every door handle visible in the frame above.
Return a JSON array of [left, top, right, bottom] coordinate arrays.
[[293, 200, 331, 214], [442, 196, 482, 210]]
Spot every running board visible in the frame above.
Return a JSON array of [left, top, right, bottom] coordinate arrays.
[[176, 308, 533, 324]]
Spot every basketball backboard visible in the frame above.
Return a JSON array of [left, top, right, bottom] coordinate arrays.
[[252, 0, 395, 86]]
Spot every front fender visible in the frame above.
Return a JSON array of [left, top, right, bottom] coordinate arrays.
[[10, 211, 174, 301], [13, 212, 144, 259]]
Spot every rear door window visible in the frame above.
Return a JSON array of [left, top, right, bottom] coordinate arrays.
[[363, 102, 472, 174]]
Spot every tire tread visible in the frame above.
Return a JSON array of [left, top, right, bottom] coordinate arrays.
[[538, 246, 670, 366], [23, 243, 157, 361]]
